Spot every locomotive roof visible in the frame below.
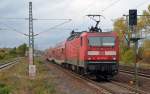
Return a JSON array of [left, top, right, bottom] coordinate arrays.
[[67, 31, 116, 41], [67, 32, 83, 41]]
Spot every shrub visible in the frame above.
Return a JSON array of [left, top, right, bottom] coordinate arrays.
[[121, 49, 134, 64], [143, 49, 150, 62], [0, 83, 11, 94], [138, 47, 144, 59]]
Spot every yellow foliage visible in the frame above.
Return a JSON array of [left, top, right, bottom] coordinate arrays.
[[143, 49, 150, 59], [143, 40, 150, 48]]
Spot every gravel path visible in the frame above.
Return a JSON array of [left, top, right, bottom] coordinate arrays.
[[45, 62, 105, 94]]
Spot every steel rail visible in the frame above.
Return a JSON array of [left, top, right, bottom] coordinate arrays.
[[119, 69, 150, 79], [111, 80, 149, 94], [0, 59, 20, 70]]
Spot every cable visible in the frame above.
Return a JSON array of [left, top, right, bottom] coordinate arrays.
[[101, 0, 121, 13], [80, 0, 98, 13], [0, 17, 71, 21], [35, 19, 72, 35], [0, 18, 72, 36], [0, 17, 28, 20], [46, 28, 78, 31], [0, 22, 27, 36], [33, 18, 72, 21], [135, 0, 149, 8]]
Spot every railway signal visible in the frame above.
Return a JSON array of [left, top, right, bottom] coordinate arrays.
[[129, 9, 137, 26], [128, 9, 142, 94], [129, 9, 139, 94], [123, 11, 150, 94]]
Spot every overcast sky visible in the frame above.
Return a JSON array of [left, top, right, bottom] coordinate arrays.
[[0, 0, 150, 50]]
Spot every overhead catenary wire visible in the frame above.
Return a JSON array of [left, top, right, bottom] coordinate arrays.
[[97, 0, 122, 26], [33, 18, 72, 21], [99, 0, 149, 29], [0, 17, 72, 36], [0, 22, 27, 36], [0, 17, 72, 21], [35, 19, 72, 36], [135, 0, 150, 9], [101, 0, 121, 13]]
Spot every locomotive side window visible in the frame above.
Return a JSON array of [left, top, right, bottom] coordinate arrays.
[[61, 48, 64, 53], [88, 36, 115, 46], [80, 37, 83, 46]]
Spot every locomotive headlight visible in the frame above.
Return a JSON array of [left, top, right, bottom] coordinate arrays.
[[88, 57, 92, 60], [113, 57, 116, 60], [105, 51, 116, 55]]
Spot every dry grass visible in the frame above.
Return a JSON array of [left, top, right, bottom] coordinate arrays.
[[0, 57, 57, 94]]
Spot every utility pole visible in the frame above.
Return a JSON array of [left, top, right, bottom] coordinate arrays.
[[28, 2, 36, 78], [0, 2, 71, 79], [130, 26, 139, 94]]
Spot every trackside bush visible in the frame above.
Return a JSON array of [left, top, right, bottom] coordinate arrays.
[[138, 47, 144, 59], [143, 49, 150, 62], [0, 83, 11, 94], [121, 49, 134, 64]]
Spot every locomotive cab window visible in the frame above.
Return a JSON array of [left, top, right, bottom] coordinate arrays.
[[88, 36, 115, 46]]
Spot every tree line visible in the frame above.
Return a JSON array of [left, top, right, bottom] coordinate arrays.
[[0, 43, 28, 60]]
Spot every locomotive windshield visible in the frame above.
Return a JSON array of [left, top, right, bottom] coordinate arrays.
[[88, 36, 115, 46]]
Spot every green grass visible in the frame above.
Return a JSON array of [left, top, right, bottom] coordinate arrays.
[[0, 57, 57, 94], [0, 83, 11, 94]]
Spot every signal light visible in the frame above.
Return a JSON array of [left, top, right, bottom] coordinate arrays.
[[129, 9, 137, 26]]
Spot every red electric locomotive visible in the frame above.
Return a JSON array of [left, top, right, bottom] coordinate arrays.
[[64, 30, 119, 79], [46, 15, 119, 79]]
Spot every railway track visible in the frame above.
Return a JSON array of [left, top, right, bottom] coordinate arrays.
[[45, 61, 147, 94], [119, 69, 150, 79], [113, 66, 150, 94], [119, 65, 150, 78], [0, 58, 20, 71]]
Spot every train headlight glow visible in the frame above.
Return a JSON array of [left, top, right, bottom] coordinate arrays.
[[105, 51, 116, 55], [88, 57, 92, 60], [113, 57, 116, 60]]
